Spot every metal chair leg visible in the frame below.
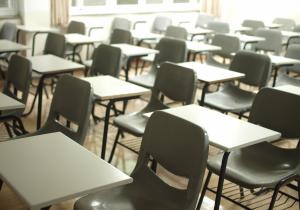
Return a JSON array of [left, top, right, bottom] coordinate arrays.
[[297, 181, 300, 209], [108, 129, 121, 163], [239, 186, 245, 198], [4, 122, 13, 138], [0, 180, 2, 191], [150, 159, 157, 172], [197, 171, 212, 210], [268, 184, 280, 210]]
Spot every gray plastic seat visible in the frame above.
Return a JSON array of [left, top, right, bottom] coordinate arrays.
[[242, 19, 265, 36], [74, 110, 208, 210], [289, 25, 300, 45], [206, 34, 240, 69], [273, 18, 296, 31], [203, 50, 271, 118], [199, 87, 300, 210], [195, 13, 214, 28], [0, 55, 32, 136], [206, 21, 230, 34], [254, 28, 283, 55], [129, 37, 187, 89], [110, 28, 132, 44], [165, 25, 188, 40], [0, 22, 17, 65], [109, 62, 197, 162], [44, 32, 66, 58], [65, 21, 86, 62], [19, 75, 93, 145], [111, 17, 131, 32]]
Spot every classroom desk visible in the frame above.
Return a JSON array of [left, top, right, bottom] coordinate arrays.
[[0, 92, 24, 111], [29, 55, 84, 129], [83, 75, 150, 160], [186, 41, 222, 61], [178, 62, 245, 105], [65, 33, 104, 61], [281, 31, 300, 47], [111, 43, 158, 81], [275, 84, 300, 95], [131, 30, 163, 45], [269, 55, 300, 86], [0, 39, 30, 54], [265, 23, 282, 29], [187, 28, 214, 41], [0, 132, 132, 210], [16, 25, 58, 56], [231, 34, 265, 49], [153, 104, 281, 210]]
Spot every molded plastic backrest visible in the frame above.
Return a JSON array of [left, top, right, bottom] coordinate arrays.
[[249, 88, 300, 138], [67, 21, 85, 34], [3, 55, 32, 112], [286, 44, 300, 59], [152, 62, 197, 104], [207, 21, 230, 34], [254, 28, 282, 55], [110, 29, 132, 44], [165, 25, 188, 40], [242, 19, 265, 36], [111, 17, 131, 32], [230, 50, 271, 87], [151, 16, 172, 34], [0, 22, 16, 41], [134, 111, 209, 209], [273, 18, 296, 31], [90, 44, 122, 77], [195, 13, 214, 28], [44, 32, 66, 57], [211, 34, 240, 58]]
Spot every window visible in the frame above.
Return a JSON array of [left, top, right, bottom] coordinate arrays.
[[71, 0, 200, 15], [0, 0, 18, 16]]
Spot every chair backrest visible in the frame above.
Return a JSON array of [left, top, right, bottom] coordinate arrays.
[[0, 22, 17, 41], [67, 21, 86, 35], [286, 44, 300, 59], [206, 21, 230, 34], [90, 44, 122, 77], [3, 55, 32, 115], [230, 50, 271, 88], [111, 17, 131, 32], [133, 111, 209, 210], [148, 62, 197, 108], [242, 19, 265, 36], [42, 75, 93, 145], [151, 16, 172, 34], [195, 13, 214, 28], [249, 87, 300, 139], [254, 28, 282, 55], [110, 28, 132, 44], [273, 18, 296, 31], [211, 34, 240, 59], [165, 25, 188, 40], [153, 37, 187, 67], [289, 25, 300, 44], [44, 32, 66, 57]]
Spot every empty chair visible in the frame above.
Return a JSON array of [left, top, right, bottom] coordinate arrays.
[[44, 32, 66, 57], [110, 28, 132, 44], [288, 25, 300, 45], [254, 28, 282, 55], [109, 62, 197, 162], [151, 16, 172, 34], [206, 34, 240, 68], [275, 44, 300, 87], [242, 19, 265, 36], [111, 17, 131, 32], [0, 22, 17, 41], [199, 87, 300, 210], [0, 55, 32, 137], [273, 18, 296, 31], [75, 110, 209, 210], [203, 50, 272, 118], [129, 37, 187, 89], [206, 21, 230, 34], [165, 25, 188, 40], [195, 13, 214, 28], [20, 75, 93, 145]]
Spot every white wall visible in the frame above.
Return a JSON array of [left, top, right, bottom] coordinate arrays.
[[220, 0, 300, 25]]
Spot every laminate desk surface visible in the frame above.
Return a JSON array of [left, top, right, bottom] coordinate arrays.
[[112, 43, 158, 57], [0, 92, 24, 111], [275, 85, 300, 95], [0, 39, 30, 53]]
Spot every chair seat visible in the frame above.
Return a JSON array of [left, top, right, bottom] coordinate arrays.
[[129, 71, 156, 89], [74, 168, 186, 210], [275, 74, 300, 87], [207, 142, 299, 189], [204, 84, 255, 113]]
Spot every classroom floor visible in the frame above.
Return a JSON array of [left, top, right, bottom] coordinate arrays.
[[0, 65, 298, 210]]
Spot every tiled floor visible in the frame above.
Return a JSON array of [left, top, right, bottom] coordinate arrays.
[[0, 67, 298, 210]]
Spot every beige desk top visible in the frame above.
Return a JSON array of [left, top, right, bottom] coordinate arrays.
[[65, 33, 104, 45], [0, 39, 30, 53], [112, 43, 158, 57], [269, 55, 300, 67], [275, 85, 300, 95], [0, 92, 25, 111]]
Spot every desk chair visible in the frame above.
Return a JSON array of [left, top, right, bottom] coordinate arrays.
[[242, 19, 265, 36], [275, 44, 300, 87], [0, 55, 31, 137], [75, 110, 208, 210], [129, 37, 187, 89], [254, 28, 283, 55], [109, 62, 197, 163], [165, 25, 188, 40], [273, 18, 296, 31], [65, 21, 86, 63], [206, 21, 230, 34], [206, 34, 240, 69], [195, 13, 214, 28], [203, 50, 271, 119], [110, 28, 132, 44], [287, 25, 300, 45], [111, 17, 131, 32], [198, 87, 300, 210]]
